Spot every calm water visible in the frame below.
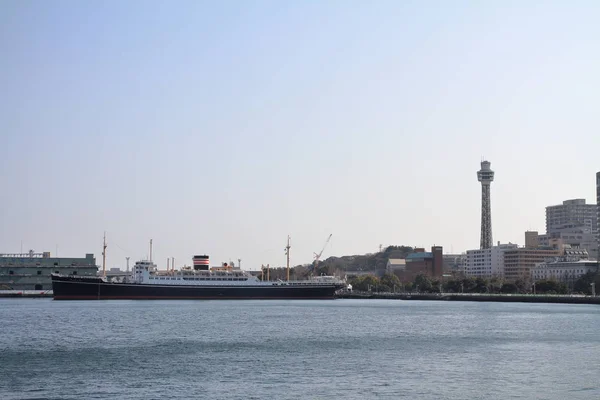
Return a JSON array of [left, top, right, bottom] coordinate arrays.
[[1, 299, 599, 400]]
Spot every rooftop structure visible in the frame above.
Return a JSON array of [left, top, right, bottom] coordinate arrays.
[[535, 224, 598, 260], [525, 231, 539, 248]]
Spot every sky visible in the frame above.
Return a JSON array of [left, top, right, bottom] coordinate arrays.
[[1, 0, 599, 271]]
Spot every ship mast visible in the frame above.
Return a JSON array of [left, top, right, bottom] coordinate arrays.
[[285, 236, 291, 281], [149, 239, 153, 262], [102, 232, 107, 277]]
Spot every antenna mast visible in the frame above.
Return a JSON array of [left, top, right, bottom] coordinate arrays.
[[102, 232, 107, 277], [285, 236, 291, 281], [149, 239, 153, 262]]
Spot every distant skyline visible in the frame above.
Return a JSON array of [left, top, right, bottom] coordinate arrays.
[[1, 1, 599, 270]]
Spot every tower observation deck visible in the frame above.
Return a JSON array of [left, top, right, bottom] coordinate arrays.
[[477, 161, 495, 249]]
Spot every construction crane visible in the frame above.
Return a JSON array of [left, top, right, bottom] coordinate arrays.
[[313, 234, 332, 271]]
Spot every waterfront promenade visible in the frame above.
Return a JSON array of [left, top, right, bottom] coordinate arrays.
[[0, 290, 52, 298], [339, 291, 600, 304]]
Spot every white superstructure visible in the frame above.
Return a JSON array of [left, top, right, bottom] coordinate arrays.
[[130, 259, 343, 287]]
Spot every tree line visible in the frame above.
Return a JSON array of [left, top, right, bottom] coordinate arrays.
[[257, 263, 600, 295], [348, 271, 600, 295]]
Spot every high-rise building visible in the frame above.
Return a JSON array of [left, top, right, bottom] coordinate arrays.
[[546, 199, 597, 237], [477, 160, 494, 249], [545, 198, 599, 260]]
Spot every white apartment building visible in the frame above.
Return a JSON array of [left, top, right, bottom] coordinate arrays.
[[546, 199, 598, 237], [465, 243, 518, 278]]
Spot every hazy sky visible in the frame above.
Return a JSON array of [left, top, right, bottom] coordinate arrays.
[[1, 1, 599, 270]]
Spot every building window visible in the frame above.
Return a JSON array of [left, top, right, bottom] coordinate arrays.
[[72, 271, 77, 275], [9, 270, 14, 275], [37, 271, 42, 275]]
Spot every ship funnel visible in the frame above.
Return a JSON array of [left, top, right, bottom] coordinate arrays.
[[193, 255, 209, 271]]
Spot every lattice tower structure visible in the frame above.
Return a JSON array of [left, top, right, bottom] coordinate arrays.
[[477, 161, 495, 249]]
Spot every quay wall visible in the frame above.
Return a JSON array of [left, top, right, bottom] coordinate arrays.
[[338, 292, 600, 305]]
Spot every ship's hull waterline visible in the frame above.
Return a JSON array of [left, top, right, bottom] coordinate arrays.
[[51, 275, 343, 300]]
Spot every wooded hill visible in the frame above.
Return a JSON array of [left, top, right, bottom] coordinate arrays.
[[261, 246, 415, 280], [314, 245, 414, 274]]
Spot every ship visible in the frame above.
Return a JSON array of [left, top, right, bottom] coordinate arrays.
[[51, 254, 346, 300]]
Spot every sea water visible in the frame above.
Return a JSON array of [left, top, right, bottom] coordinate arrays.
[[1, 299, 599, 399]]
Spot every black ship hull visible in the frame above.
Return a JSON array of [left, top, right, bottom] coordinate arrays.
[[51, 275, 343, 300]]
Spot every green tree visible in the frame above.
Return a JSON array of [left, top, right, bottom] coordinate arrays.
[[535, 279, 568, 294], [414, 274, 432, 293], [500, 282, 518, 294], [461, 277, 478, 293], [362, 275, 380, 291], [489, 277, 503, 293], [380, 273, 401, 291], [514, 279, 529, 294], [474, 277, 490, 293], [574, 271, 600, 295], [443, 279, 465, 293], [349, 275, 381, 291], [377, 284, 391, 293]]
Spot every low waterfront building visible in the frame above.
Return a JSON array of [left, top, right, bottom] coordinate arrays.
[[0, 251, 97, 290], [531, 256, 598, 285]]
